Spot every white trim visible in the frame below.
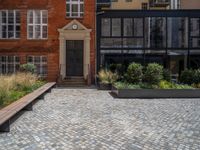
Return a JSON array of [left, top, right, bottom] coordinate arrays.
[[58, 20, 91, 80], [66, 0, 84, 18], [0, 56, 20, 74], [0, 10, 20, 39], [27, 55, 48, 77], [27, 10, 48, 39]]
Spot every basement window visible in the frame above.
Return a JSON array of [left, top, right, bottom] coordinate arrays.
[[66, 0, 84, 18], [0, 10, 20, 39], [0, 56, 20, 74], [27, 56, 47, 77]]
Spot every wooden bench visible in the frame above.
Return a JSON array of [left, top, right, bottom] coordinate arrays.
[[0, 82, 56, 132]]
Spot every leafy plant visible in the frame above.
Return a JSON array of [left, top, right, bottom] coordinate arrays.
[[179, 69, 195, 85], [139, 83, 158, 89], [125, 63, 143, 84], [192, 83, 200, 88], [98, 69, 118, 84], [194, 69, 200, 84], [0, 73, 45, 108], [143, 63, 163, 85], [159, 80, 174, 89], [114, 82, 141, 89], [109, 63, 126, 79], [20, 63, 36, 74], [159, 80, 194, 89], [163, 69, 171, 82]]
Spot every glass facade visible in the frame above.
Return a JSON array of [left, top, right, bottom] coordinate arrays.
[[97, 10, 200, 76]]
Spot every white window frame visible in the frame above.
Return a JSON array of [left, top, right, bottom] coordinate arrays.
[[27, 56, 47, 77], [0, 56, 20, 74], [27, 10, 48, 39], [0, 10, 20, 39], [66, 0, 84, 18]]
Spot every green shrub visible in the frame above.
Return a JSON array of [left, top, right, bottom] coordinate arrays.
[[159, 80, 194, 89], [144, 63, 163, 85], [179, 69, 195, 85], [125, 63, 143, 84], [163, 69, 171, 82], [20, 63, 36, 74], [194, 69, 200, 84], [159, 80, 173, 89]]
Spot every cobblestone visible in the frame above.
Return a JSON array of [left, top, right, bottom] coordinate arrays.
[[0, 88, 200, 149]]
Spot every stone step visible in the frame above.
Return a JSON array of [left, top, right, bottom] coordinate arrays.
[[57, 76, 87, 87]]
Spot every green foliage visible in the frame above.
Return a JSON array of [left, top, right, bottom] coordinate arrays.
[[173, 84, 194, 89], [109, 64, 126, 79], [159, 80, 194, 89], [159, 80, 174, 89], [139, 83, 158, 89], [0, 90, 8, 106], [144, 63, 163, 85], [98, 69, 118, 84], [20, 63, 36, 74], [194, 69, 200, 84], [179, 69, 195, 85], [163, 69, 171, 82], [114, 80, 194, 90], [125, 63, 143, 84], [4, 91, 26, 106], [114, 82, 141, 89], [0, 73, 45, 108]]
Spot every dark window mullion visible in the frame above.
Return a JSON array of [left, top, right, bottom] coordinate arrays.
[[110, 18, 112, 37], [132, 18, 134, 36]]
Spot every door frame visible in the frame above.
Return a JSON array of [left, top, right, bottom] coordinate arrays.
[[58, 20, 92, 80]]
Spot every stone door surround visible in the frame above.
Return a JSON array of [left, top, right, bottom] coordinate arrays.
[[58, 20, 92, 80]]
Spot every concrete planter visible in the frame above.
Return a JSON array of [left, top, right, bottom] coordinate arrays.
[[112, 86, 200, 98]]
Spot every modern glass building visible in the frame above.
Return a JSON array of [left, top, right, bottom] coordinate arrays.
[[97, 10, 200, 77]]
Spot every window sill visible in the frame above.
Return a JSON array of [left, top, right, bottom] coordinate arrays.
[[27, 39, 48, 41], [0, 39, 20, 42], [65, 17, 84, 20]]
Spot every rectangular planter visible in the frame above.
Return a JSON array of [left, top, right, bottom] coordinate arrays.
[[112, 86, 200, 98]]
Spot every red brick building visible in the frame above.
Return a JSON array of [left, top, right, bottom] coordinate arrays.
[[0, 0, 96, 84]]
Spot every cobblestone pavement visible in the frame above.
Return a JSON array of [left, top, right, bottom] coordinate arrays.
[[0, 88, 200, 150]]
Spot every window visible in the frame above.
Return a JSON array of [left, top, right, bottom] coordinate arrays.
[[190, 18, 200, 48], [66, 0, 84, 18], [101, 18, 110, 36], [190, 18, 200, 37], [167, 17, 188, 48], [0, 56, 20, 74], [142, 3, 148, 10], [112, 18, 121, 36], [27, 56, 47, 77], [126, 0, 132, 2], [101, 18, 121, 37], [150, 17, 166, 48], [124, 18, 143, 37], [0, 10, 20, 39], [27, 10, 48, 39]]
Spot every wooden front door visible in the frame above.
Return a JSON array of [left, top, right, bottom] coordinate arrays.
[[66, 40, 83, 76]]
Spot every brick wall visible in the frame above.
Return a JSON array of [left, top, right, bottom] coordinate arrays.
[[0, 0, 96, 83]]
